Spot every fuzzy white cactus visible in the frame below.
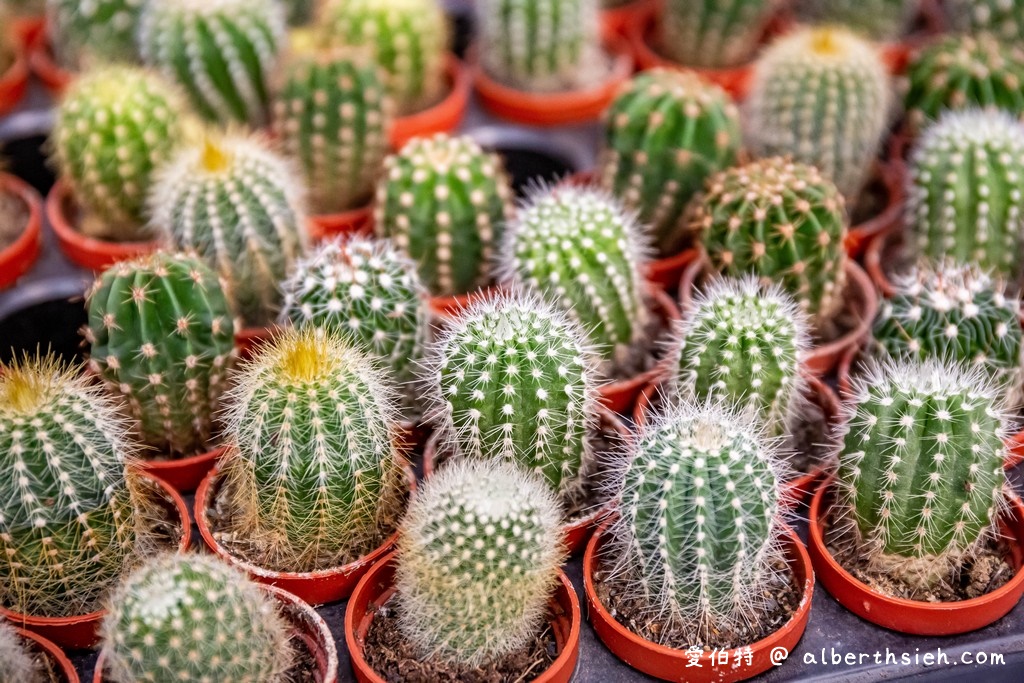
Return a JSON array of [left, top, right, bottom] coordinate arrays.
[[0, 620, 43, 683]]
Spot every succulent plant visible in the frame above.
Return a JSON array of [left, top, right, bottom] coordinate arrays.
[[906, 109, 1024, 278], [599, 69, 742, 256], [659, 0, 779, 69], [949, 0, 1024, 42], [0, 620, 43, 683], [100, 553, 293, 683], [793, 0, 916, 41], [375, 133, 513, 297], [396, 458, 565, 666], [46, 0, 143, 68], [149, 132, 307, 328], [746, 27, 893, 200], [138, 0, 286, 126]]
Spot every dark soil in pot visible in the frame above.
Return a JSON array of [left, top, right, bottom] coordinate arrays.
[[446, 7, 474, 62], [0, 278, 88, 364], [496, 147, 577, 198], [3, 134, 56, 197]]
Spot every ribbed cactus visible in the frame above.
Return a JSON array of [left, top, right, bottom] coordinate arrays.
[[375, 134, 513, 297], [100, 554, 293, 683], [319, 0, 447, 114], [52, 66, 187, 242], [149, 133, 307, 328], [599, 69, 742, 256], [659, 0, 779, 69], [835, 359, 1010, 589], [423, 295, 600, 497], [272, 46, 394, 215], [0, 354, 141, 618], [138, 0, 286, 126], [0, 620, 42, 683], [396, 459, 564, 666], [746, 27, 893, 200], [949, 0, 1024, 42], [47, 0, 142, 68], [794, 0, 916, 41], [221, 327, 407, 572], [906, 109, 1024, 278], [85, 252, 237, 458], [692, 158, 849, 323], [500, 185, 651, 366]]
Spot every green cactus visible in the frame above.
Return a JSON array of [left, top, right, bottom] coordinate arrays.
[[374, 133, 513, 297], [51, 66, 187, 242], [949, 0, 1024, 42], [746, 27, 893, 200], [138, 0, 286, 126], [46, 0, 143, 68], [284, 0, 315, 26], [99, 553, 293, 683], [692, 157, 849, 324], [0, 620, 43, 683], [396, 458, 565, 666], [599, 69, 742, 256], [659, 0, 779, 69], [149, 133, 308, 328], [794, 0, 916, 41]]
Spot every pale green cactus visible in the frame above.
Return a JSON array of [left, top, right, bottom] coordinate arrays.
[[46, 0, 143, 68], [660, 0, 780, 69], [794, 0, 916, 41]]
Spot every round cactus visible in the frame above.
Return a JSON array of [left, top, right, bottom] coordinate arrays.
[[46, 0, 143, 68], [659, 0, 779, 69], [0, 620, 43, 683], [794, 0, 916, 41], [375, 133, 513, 297], [599, 69, 742, 256], [100, 553, 293, 683], [949, 0, 1024, 42], [396, 458, 565, 666]]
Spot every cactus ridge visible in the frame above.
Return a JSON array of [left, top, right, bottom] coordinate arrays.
[[660, 0, 779, 69], [0, 620, 43, 683], [47, 0, 144, 68]]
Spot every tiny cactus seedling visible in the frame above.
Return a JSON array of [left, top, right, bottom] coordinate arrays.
[[100, 553, 293, 683], [659, 0, 779, 69], [599, 69, 742, 256], [949, 0, 1024, 42], [396, 458, 565, 666], [47, 0, 143, 68], [794, 0, 916, 41], [0, 620, 43, 683]]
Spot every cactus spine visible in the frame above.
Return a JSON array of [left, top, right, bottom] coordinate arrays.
[[660, 0, 779, 69], [46, 0, 143, 68], [794, 0, 916, 41], [949, 0, 1024, 42], [0, 620, 43, 683]]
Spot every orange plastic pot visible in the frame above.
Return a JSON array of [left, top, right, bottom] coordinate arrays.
[[345, 552, 580, 683], [0, 36, 30, 115], [601, 0, 657, 40], [18, 628, 79, 683], [584, 521, 812, 682], [234, 325, 279, 361], [27, 27, 72, 95], [390, 53, 471, 151], [137, 444, 227, 494], [0, 173, 42, 289], [307, 205, 373, 243], [427, 285, 503, 323], [8, 15, 46, 50], [844, 160, 906, 260]]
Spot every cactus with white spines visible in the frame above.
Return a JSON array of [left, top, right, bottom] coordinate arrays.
[[0, 620, 43, 683], [599, 69, 742, 256], [396, 459, 565, 666], [375, 133, 514, 297], [100, 553, 293, 683], [794, 0, 916, 41], [47, 0, 143, 68], [659, 0, 779, 69], [949, 0, 1024, 42]]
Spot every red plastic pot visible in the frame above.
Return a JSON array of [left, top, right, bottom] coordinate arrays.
[[864, 224, 901, 299], [307, 205, 373, 243], [0, 173, 42, 289], [27, 27, 72, 95], [601, 0, 657, 40], [137, 444, 228, 494], [8, 15, 46, 50], [390, 53, 471, 151], [0, 35, 30, 116], [844, 160, 906, 260], [583, 521, 813, 682], [17, 628, 79, 683], [234, 325, 279, 360], [345, 552, 580, 683], [427, 285, 503, 323]]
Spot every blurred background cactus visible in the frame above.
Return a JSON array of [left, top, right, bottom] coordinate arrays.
[[949, 0, 1024, 42], [284, 0, 315, 26], [46, 0, 143, 68], [0, 620, 43, 683], [659, 0, 780, 69], [793, 0, 916, 41]]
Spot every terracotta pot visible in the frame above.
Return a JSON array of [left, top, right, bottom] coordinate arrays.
[[844, 160, 906, 260], [864, 224, 903, 298], [0, 173, 42, 289], [234, 325, 279, 361], [583, 521, 813, 682], [0, 472, 192, 650], [427, 285, 502, 323], [0, 35, 30, 116], [8, 15, 46, 50], [390, 53, 472, 151], [307, 204, 373, 243], [27, 28, 72, 95], [93, 584, 338, 683], [17, 628, 79, 683], [345, 552, 580, 683], [137, 444, 228, 494], [600, 0, 657, 40]]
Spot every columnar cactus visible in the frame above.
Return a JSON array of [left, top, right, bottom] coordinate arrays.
[[0, 621, 43, 683], [691, 158, 849, 323], [138, 0, 286, 126], [149, 133, 307, 328], [221, 327, 407, 572], [396, 459, 564, 666], [794, 0, 916, 41], [375, 134, 513, 297], [906, 109, 1024, 278], [599, 69, 742, 256], [949, 0, 1024, 42], [47, 0, 143, 68], [835, 359, 1010, 590], [100, 554, 293, 683], [746, 27, 893, 200], [659, 0, 779, 69], [85, 252, 237, 458], [52, 66, 187, 242]]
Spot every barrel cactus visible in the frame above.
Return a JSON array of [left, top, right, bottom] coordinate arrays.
[[47, 0, 142, 68], [949, 0, 1024, 42], [793, 0, 916, 41], [659, 0, 779, 69], [0, 620, 42, 683]]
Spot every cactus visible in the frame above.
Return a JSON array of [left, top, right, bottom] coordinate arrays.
[[85, 252, 237, 458], [220, 327, 407, 573], [138, 0, 286, 126], [0, 620, 43, 683], [793, 0, 916, 41], [51, 66, 187, 242], [659, 0, 779, 69], [100, 553, 293, 683], [949, 0, 1024, 42], [396, 458, 565, 666], [149, 132, 307, 328], [599, 69, 742, 256], [746, 27, 893, 200], [319, 0, 447, 115], [46, 0, 143, 68], [692, 157, 849, 324], [375, 133, 513, 297], [906, 109, 1024, 278], [835, 358, 1011, 590], [284, 0, 315, 26]]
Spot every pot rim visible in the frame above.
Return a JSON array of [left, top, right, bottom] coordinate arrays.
[[307, 204, 374, 243], [16, 627, 80, 683], [0, 172, 43, 288]]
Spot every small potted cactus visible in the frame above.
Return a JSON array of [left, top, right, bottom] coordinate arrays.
[[0, 620, 78, 683], [0, 169, 42, 289], [0, 7, 29, 114]]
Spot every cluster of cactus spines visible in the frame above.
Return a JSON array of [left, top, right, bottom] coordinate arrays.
[[794, 0, 916, 41], [221, 327, 407, 572], [949, 0, 1024, 42], [319, 0, 448, 115], [52, 66, 186, 242], [0, 620, 43, 683], [659, 0, 780, 69], [149, 132, 308, 328], [375, 133, 514, 297], [746, 27, 893, 201], [138, 0, 286, 126], [835, 358, 1011, 590], [85, 252, 237, 458], [906, 109, 1024, 278], [599, 69, 742, 256], [47, 0, 143, 68], [423, 294, 600, 498], [692, 157, 849, 324], [0, 354, 142, 618], [100, 553, 293, 683], [272, 46, 394, 215], [500, 185, 651, 366], [396, 458, 565, 666]]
